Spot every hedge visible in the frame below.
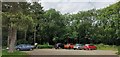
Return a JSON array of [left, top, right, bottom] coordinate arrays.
[[37, 45, 53, 49]]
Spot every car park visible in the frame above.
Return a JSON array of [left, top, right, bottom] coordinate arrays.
[[83, 44, 97, 50], [15, 44, 34, 51], [73, 44, 84, 50]]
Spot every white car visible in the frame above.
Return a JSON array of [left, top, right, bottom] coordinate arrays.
[[73, 44, 84, 50]]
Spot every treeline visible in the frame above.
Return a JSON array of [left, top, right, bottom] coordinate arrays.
[[2, 1, 120, 51]]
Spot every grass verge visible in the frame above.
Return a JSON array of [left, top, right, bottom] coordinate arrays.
[[118, 46, 120, 55], [95, 44, 118, 51], [2, 50, 28, 57]]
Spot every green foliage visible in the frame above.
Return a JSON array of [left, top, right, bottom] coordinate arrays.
[[118, 46, 120, 55], [17, 39, 29, 45], [37, 45, 53, 49], [2, 50, 28, 57], [2, 12, 34, 30], [96, 44, 118, 50], [52, 37, 59, 43]]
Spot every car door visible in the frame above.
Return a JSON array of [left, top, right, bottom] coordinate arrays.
[[89, 45, 95, 49], [21, 45, 27, 50]]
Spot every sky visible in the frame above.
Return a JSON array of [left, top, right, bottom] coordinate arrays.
[[39, 0, 119, 14]]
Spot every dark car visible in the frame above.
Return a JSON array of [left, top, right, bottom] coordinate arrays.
[[55, 43, 64, 49], [15, 44, 34, 51], [83, 44, 97, 50], [73, 44, 84, 50]]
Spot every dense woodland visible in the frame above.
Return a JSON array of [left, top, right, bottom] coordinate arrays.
[[2, 1, 120, 53]]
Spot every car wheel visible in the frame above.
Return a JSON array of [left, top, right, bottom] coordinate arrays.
[[78, 47, 81, 50], [55, 48, 57, 49], [16, 48, 20, 51], [30, 48, 33, 51], [74, 48, 76, 50]]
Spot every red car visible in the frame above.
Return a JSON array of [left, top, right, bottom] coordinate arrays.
[[83, 44, 97, 50], [64, 43, 74, 49]]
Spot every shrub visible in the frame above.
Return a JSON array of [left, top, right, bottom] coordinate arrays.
[[118, 46, 120, 55], [37, 45, 53, 49], [96, 44, 117, 50]]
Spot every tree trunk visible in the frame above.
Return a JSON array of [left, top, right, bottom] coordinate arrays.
[[7, 26, 12, 48], [7, 28, 10, 47], [24, 30, 27, 41], [34, 27, 36, 44], [7, 37, 10, 47], [34, 31, 36, 44], [8, 27, 17, 53]]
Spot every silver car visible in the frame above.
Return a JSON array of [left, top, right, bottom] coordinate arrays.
[[73, 44, 84, 50]]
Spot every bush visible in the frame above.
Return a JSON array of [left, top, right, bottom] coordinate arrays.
[[96, 44, 117, 50], [37, 45, 53, 49], [118, 46, 120, 55]]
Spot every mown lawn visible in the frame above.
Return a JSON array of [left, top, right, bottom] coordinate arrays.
[[2, 50, 28, 57]]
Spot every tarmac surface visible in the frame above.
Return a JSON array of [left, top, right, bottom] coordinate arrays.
[[24, 49, 117, 55]]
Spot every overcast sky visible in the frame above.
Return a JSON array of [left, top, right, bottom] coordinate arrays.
[[39, 0, 119, 14]]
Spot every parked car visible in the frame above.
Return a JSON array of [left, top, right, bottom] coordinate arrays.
[[73, 44, 84, 50], [55, 43, 64, 49], [15, 44, 34, 51], [83, 44, 97, 50], [64, 43, 74, 49]]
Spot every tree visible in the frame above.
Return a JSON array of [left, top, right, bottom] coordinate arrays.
[[28, 2, 44, 44], [2, 2, 34, 53]]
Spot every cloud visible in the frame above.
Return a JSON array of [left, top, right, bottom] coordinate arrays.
[[40, 0, 119, 2], [40, 0, 119, 14]]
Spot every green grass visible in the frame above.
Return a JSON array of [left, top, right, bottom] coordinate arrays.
[[2, 50, 28, 57], [0, 51, 1, 57], [118, 46, 120, 55], [95, 44, 118, 51]]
